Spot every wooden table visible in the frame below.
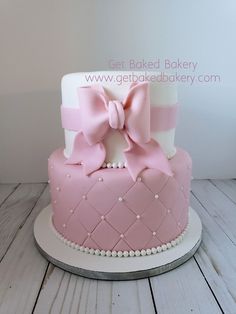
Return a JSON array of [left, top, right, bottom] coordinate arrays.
[[0, 180, 235, 314]]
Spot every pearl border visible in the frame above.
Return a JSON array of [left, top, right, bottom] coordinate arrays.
[[51, 216, 189, 258]]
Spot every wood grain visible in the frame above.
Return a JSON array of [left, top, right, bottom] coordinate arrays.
[[150, 257, 222, 314], [192, 188, 236, 313], [0, 186, 50, 314], [0, 183, 46, 261], [34, 266, 156, 314], [192, 179, 236, 244]]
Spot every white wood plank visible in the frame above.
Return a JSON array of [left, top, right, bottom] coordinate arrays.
[[211, 179, 236, 204], [0, 183, 19, 206], [150, 258, 222, 314], [191, 193, 236, 313], [0, 186, 50, 314], [34, 266, 156, 314], [0, 183, 46, 261], [192, 179, 236, 244]]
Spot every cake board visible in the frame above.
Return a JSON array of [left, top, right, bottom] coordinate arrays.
[[34, 206, 202, 281]]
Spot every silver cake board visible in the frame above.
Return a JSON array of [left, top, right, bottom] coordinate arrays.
[[34, 206, 202, 281]]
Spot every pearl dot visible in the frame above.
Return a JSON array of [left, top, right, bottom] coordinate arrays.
[[162, 244, 167, 251], [167, 209, 171, 214], [117, 251, 123, 257], [141, 249, 146, 256], [70, 209, 74, 213], [129, 250, 135, 257], [120, 234, 124, 238], [95, 249, 100, 256], [151, 247, 157, 254], [112, 162, 117, 168], [118, 197, 123, 202], [66, 174, 71, 178], [48, 180, 50, 184], [123, 251, 129, 257], [82, 195, 87, 200], [107, 163, 112, 168], [62, 223, 66, 228], [118, 162, 124, 168], [124, 162, 128, 168], [98, 177, 103, 182], [153, 231, 156, 236], [137, 177, 142, 182], [106, 250, 112, 257], [167, 242, 172, 249], [84, 247, 89, 253], [87, 232, 91, 237], [53, 200, 57, 204], [136, 215, 140, 219], [112, 251, 117, 257], [146, 249, 152, 255], [101, 215, 105, 220], [135, 250, 141, 257], [154, 194, 159, 199], [101, 250, 106, 256], [157, 246, 162, 253], [56, 187, 61, 191]]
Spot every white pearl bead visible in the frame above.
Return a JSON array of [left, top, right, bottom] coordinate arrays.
[[102, 163, 107, 168], [107, 162, 112, 168], [120, 234, 124, 238], [48, 180, 50, 184], [100, 250, 106, 256], [70, 209, 74, 213], [112, 251, 117, 257], [82, 195, 87, 200], [154, 194, 159, 199], [84, 247, 89, 253], [66, 174, 71, 178], [112, 162, 117, 168], [123, 251, 129, 257], [79, 246, 84, 252], [135, 250, 141, 257], [87, 232, 91, 237], [75, 244, 79, 250], [129, 250, 135, 257], [118, 161, 124, 168], [146, 249, 152, 255], [151, 247, 157, 254], [137, 177, 142, 182], [124, 162, 128, 168], [117, 251, 123, 257], [53, 200, 57, 204], [157, 246, 162, 253], [62, 223, 66, 228], [98, 177, 103, 182], [167, 209, 171, 214], [136, 215, 140, 219], [118, 197, 123, 202], [106, 250, 112, 257], [141, 249, 147, 256], [152, 231, 156, 236], [56, 187, 61, 191], [171, 240, 177, 246], [167, 243, 172, 249], [89, 248, 95, 255], [162, 244, 167, 251], [95, 249, 100, 256], [101, 215, 105, 220]]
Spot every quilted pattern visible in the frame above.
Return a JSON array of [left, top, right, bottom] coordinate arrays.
[[48, 148, 192, 251]]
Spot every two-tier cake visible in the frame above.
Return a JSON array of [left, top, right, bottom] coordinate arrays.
[[34, 71, 202, 279]]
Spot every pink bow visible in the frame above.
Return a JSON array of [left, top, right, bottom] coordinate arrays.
[[66, 82, 173, 181]]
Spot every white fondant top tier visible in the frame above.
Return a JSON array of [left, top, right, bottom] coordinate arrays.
[[61, 71, 178, 164]]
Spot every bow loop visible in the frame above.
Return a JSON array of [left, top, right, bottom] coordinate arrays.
[[108, 100, 125, 129]]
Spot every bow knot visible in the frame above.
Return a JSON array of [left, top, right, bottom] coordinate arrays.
[[66, 82, 173, 181], [108, 100, 125, 129]]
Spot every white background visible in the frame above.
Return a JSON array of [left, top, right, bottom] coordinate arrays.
[[0, 0, 235, 183]]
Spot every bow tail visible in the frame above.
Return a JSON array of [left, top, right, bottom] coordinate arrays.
[[65, 132, 106, 176], [123, 135, 173, 181]]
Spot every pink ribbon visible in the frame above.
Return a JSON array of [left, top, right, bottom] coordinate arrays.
[[63, 82, 173, 181]]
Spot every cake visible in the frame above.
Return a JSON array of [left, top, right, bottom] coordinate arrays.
[[48, 71, 192, 258]]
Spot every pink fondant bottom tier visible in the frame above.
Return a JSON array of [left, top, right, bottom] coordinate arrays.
[[48, 148, 192, 253]]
